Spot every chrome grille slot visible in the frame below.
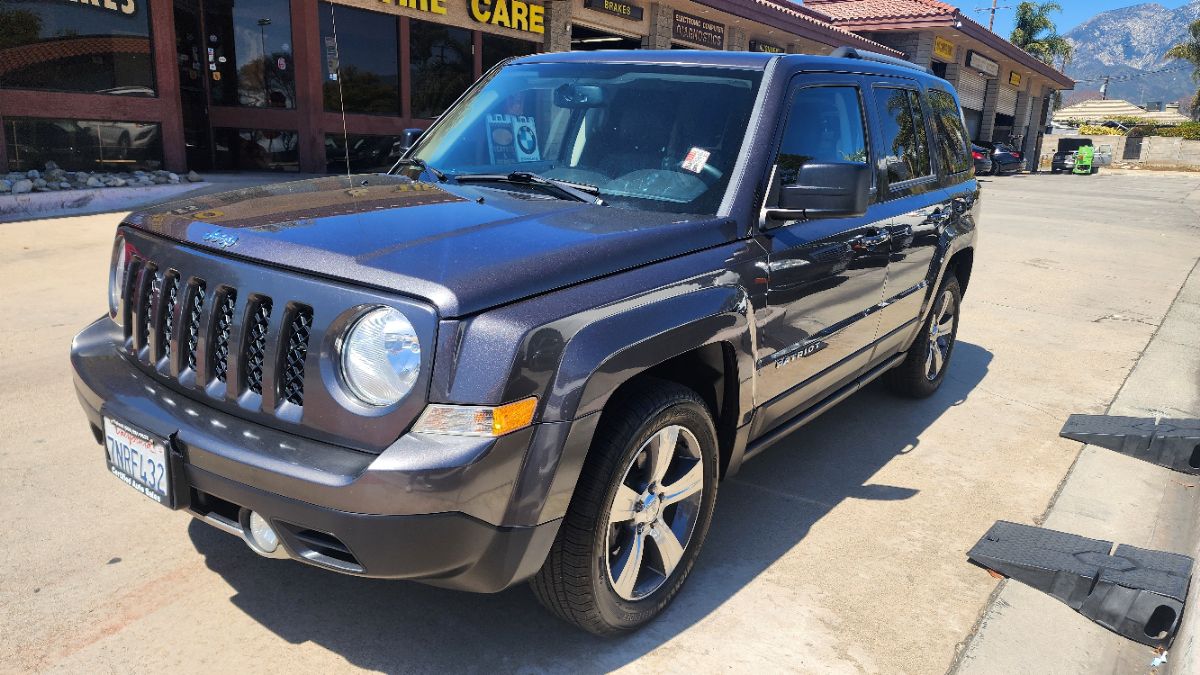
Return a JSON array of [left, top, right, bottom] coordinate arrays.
[[281, 306, 312, 406], [242, 297, 272, 395], [211, 288, 236, 384], [185, 280, 206, 372], [159, 273, 180, 361]]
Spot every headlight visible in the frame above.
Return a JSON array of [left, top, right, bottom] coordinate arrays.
[[339, 307, 421, 407], [109, 234, 127, 321]]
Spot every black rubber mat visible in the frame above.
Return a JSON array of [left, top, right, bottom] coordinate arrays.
[[968, 521, 1193, 647], [1060, 414, 1200, 475]]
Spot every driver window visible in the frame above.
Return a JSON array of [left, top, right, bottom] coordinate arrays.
[[776, 86, 868, 185]]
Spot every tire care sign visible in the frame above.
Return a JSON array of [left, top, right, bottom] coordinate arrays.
[[487, 114, 540, 164]]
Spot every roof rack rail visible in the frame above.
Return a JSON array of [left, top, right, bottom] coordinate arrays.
[[830, 46, 934, 75]]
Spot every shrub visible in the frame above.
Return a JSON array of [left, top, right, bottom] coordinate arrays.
[[1078, 125, 1123, 136]]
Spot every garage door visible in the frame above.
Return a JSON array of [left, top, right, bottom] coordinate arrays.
[[957, 71, 987, 111], [997, 85, 1018, 117], [963, 108, 983, 140]]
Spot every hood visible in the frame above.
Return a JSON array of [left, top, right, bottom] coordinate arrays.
[[126, 174, 738, 317]]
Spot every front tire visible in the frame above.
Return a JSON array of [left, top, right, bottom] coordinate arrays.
[[884, 277, 962, 398], [531, 381, 719, 635]]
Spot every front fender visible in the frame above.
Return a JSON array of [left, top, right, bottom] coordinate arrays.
[[505, 284, 757, 526]]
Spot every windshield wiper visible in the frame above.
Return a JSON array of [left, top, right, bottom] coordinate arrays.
[[454, 171, 604, 205], [393, 157, 447, 182]]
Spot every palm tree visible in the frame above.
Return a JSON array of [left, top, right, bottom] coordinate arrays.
[[1167, 19, 1200, 121], [1009, 2, 1073, 67]]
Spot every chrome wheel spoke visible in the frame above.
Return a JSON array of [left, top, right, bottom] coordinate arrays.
[[660, 460, 703, 506], [609, 484, 642, 524], [931, 342, 945, 375], [925, 344, 937, 377], [648, 524, 685, 577], [611, 530, 646, 598], [937, 313, 954, 335], [647, 426, 679, 484]]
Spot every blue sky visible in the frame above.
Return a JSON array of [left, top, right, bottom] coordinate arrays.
[[985, 0, 1194, 38]]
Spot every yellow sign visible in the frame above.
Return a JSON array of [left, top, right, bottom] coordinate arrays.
[[1009, 71, 1022, 87], [933, 36, 955, 62], [69, 0, 137, 16], [468, 0, 545, 34], [378, 0, 446, 14]]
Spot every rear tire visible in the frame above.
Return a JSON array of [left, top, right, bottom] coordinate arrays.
[[530, 380, 719, 635], [884, 277, 962, 399]]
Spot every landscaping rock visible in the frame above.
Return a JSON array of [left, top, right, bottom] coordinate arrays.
[[45, 169, 66, 182], [44, 160, 59, 171], [0, 179, 11, 193], [32, 178, 47, 189], [12, 179, 34, 194], [59, 182, 72, 190], [86, 176, 104, 188], [187, 170, 202, 182], [26, 169, 40, 179], [152, 175, 169, 184]]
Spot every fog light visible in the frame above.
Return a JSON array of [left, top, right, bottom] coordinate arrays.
[[247, 511, 279, 553]]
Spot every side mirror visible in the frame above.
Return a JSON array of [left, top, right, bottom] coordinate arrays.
[[765, 162, 871, 223], [399, 128, 424, 153]]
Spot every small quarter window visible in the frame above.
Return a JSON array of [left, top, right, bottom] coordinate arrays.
[[872, 87, 933, 185], [776, 86, 868, 185]]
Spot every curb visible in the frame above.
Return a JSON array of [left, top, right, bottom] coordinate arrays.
[[0, 182, 208, 223]]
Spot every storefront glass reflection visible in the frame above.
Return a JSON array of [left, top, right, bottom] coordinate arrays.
[[4, 117, 163, 171], [0, 0, 154, 95], [204, 0, 295, 108]]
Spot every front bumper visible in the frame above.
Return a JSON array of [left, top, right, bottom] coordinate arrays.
[[72, 318, 561, 592]]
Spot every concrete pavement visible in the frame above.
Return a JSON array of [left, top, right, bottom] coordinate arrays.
[[2, 170, 1199, 673]]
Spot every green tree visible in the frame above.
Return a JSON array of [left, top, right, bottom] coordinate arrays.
[[1167, 19, 1200, 121], [0, 9, 43, 50], [1009, 2, 1073, 69]]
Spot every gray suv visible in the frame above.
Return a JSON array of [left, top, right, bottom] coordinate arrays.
[[72, 48, 979, 634]]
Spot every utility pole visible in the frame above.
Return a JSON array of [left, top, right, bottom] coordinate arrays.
[[975, 0, 1012, 32], [1100, 75, 1110, 100]]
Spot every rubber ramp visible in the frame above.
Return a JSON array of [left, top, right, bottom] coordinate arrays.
[[1060, 414, 1200, 475], [969, 521, 1193, 647]]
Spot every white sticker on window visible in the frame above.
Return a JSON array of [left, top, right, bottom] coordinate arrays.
[[681, 147, 711, 174]]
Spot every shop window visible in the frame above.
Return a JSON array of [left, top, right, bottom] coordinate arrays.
[[319, 3, 399, 115], [409, 18, 473, 120], [0, 0, 154, 95], [213, 128, 299, 171], [872, 87, 932, 185], [324, 134, 405, 173], [4, 117, 162, 172], [482, 33, 538, 72], [204, 0, 295, 108]]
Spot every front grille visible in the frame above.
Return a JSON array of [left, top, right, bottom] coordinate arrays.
[[281, 308, 312, 405], [137, 265, 159, 347], [211, 289, 236, 384], [243, 298, 272, 395]]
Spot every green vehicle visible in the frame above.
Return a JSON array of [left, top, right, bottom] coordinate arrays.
[[1072, 144, 1095, 175]]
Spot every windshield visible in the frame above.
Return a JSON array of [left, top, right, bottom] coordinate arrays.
[[405, 62, 763, 215]]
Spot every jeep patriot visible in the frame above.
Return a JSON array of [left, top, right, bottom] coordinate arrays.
[[72, 48, 979, 634]]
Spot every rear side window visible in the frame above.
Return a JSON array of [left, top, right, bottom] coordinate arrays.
[[776, 86, 868, 185], [928, 89, 971, 175], [872, 87, 932, 185]]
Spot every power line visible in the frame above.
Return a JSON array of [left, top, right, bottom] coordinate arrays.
[[974, 0, 1013, 32]]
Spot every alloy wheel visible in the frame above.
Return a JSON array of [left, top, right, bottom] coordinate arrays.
[[605, 425, 705, 601], [926, 288, 957, 381]]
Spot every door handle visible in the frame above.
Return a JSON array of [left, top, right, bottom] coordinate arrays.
[[855, 230, 892, 249]]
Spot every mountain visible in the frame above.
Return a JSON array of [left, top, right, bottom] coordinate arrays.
[[1063, 0, 1200, 107]]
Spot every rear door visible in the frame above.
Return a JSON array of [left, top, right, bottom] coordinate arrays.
[[753, 74, 891, 434], [868, 82, 957, 356]]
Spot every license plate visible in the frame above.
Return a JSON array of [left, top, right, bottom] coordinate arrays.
[[103, 417, 171, 506]]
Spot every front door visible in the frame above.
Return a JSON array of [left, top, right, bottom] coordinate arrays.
[[174, 0, 214, 170], [753, 76, 890, 436]]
